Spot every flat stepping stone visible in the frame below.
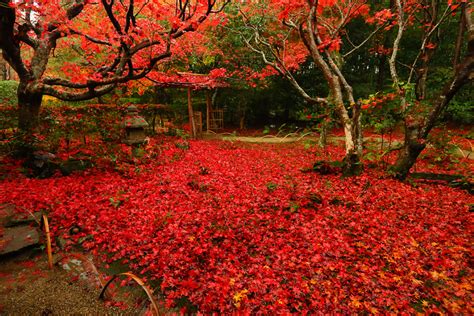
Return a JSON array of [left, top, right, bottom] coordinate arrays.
[[1, 225, 40, 255], [0, 204, 41, 227], [0, 204, 16, 226]]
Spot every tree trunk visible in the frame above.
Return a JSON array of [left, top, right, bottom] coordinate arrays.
[[376, 53, 388, 91], [415, 0, 439, 100], [341, 126, 363, 177], [391, 25, 473, 180], [453, 4, 467, 68], [318, 119, 328, 148], [18, 81, 43, 131], [187, 87, 197, 139], [0, 58, 7, 80], [415, 49, 435, 100], [329, 79, 363, 176], [344, 103, 363, 176], [336, 104, 363, 176], [389, 124, 426, 180], [375, 0, 395, 91], [239, 114, 245, 130]]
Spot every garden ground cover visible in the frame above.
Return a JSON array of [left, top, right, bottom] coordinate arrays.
[[0, 137, 472, 313]]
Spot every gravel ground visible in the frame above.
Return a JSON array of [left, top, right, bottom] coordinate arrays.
[[0, 248, 137, 315]]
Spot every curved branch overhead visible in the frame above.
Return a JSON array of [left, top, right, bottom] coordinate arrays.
[[145, 71, 229, 89], [0, 0, 230, 102]]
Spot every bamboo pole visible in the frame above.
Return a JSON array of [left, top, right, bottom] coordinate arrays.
[[99, 272, 161, 315], [42, 215, 53, 270]]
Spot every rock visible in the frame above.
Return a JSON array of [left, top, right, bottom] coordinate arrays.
[[59, 159, 93, 176], [312, 160, 338, 175], [0, 204, 41, 227], [0, 204, 15, 226], [23, 151, 59, 178], [0, 225, 40, 255], [4, 211, 42, 227], [56, 236, 68, 250]]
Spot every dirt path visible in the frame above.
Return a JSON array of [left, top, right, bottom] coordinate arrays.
[[209, 133, 474, 159]]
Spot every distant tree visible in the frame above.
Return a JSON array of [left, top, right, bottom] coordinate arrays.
[[234, 0, 391, 175]]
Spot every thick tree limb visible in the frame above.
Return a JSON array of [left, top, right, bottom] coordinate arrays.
[[0, 0, 30, 79], [42, 83, 116, 101]]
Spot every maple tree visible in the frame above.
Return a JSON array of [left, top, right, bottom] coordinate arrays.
[[0, 1, 471, 313], [231, 0, 386, 175], [0, 0, 230, 134], [386, 0, 473, 179]]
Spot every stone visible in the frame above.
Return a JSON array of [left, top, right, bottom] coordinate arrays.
[[23, 151, 59, 178], [4, 211, 42, 227], [122, 105, 149, 145], [0, 225, 40, 255], [0, 204, 15, 226], [59, 159, 93, 176], [0, 204, 41, 227]]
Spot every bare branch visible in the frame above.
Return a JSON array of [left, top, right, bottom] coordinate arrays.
[[240, 15, 327, 105], [42, 83, 116, 101], [0, 0, 30, 79], [407, 4, 456, 83], [388, 0, 405, 95], [101, 0, 123, 35], [69, 29, 112, 46], [343, 22, 388, 58]]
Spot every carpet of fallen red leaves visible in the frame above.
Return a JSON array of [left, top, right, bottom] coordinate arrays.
[[1, 137, 472, 313]]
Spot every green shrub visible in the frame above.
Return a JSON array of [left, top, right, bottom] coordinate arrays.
[[0, 80, 18, 106], [444, 100, 474, 125]]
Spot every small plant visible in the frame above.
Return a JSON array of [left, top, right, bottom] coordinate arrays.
[[266, 182, 277, 192], [109, 197, 122, 208], [175, 141, 190, 150]]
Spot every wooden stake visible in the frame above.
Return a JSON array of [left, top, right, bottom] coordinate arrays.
[[42, 214, 53, 270]]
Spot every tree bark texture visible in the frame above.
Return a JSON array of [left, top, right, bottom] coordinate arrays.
[[389, 124, 426, 180], [17, 81, 43, 131]]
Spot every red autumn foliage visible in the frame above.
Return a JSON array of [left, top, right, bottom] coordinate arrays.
[[0, 138, 472, 313]]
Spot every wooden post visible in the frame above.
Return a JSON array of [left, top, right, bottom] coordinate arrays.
[[187, 87, 196, 139], [206, 90, 211, 132], [42, 215, 53, 270]]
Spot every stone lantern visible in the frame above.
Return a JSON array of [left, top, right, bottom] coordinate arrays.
[[122, 105, 149, 145]]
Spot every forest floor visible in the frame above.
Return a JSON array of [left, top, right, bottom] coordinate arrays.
[[0, 129, 472, 314]]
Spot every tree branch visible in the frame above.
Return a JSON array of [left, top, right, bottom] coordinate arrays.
[[69, 29, 112, 46], [0, 0, 30, 79], [42, 83, 116, 101]]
